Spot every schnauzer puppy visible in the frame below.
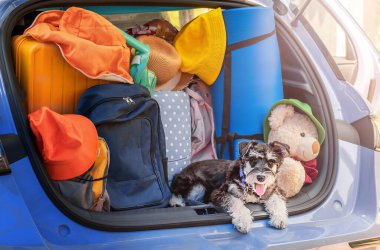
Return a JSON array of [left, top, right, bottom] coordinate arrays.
[[170, 140, 290, 233]]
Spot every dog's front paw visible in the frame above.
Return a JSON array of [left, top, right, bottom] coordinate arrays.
[[269, 214, 288, 229], [169, 194, 185, 207], [232, 216, 253, 234], [231, 209, 253, 234]]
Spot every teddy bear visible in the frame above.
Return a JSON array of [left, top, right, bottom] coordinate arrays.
[[263, 99, 325, 198]]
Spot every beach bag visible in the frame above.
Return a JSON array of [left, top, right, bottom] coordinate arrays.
[[54, 138, 111, 212], [152, 91, 191, 183], [185, 79, 217, 162], [77, 83, 171, 210]]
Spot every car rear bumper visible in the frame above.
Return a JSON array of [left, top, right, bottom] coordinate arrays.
[[1, 136, 378, 249]]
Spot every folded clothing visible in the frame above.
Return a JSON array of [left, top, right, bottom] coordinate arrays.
[[24, 7, 133, 83]]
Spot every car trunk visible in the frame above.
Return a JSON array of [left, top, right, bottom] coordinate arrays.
[[0, 0, 336, 231]]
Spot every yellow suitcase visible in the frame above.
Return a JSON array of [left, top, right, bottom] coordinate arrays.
[[12, 35, 107, 114]]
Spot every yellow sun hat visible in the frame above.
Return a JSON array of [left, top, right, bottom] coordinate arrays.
[[173, 8, 226, 85]]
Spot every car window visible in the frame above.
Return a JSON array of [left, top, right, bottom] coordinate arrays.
[[291, 0, 358, 84], [338, 1, 380, 55]]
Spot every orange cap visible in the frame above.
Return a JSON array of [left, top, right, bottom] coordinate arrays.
[[28, 107, 99, 180]]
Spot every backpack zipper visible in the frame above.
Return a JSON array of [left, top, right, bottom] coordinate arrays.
[[82, 94, 146, 116], [123, 97, 135, 105]]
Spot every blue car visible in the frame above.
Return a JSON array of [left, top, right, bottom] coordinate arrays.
[[1, 0, 380, 249]]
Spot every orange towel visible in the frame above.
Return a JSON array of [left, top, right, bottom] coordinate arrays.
[[24, 7, 133, 83]]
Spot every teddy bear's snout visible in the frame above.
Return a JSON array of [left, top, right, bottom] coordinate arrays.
[[297, 136, 320, 161], [312, 141, 320, 154]]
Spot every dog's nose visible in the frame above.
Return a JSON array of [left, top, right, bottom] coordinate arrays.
[[257, 175, 266, 182]]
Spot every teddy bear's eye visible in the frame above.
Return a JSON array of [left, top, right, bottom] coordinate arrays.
[[300, 132, 305, 137]]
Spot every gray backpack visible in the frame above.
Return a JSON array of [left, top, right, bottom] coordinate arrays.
[[54, 137, 111, 212]]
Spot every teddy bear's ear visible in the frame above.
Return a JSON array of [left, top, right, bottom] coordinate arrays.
[[238, 140, 258, 158], [268, 104, 295, 130], [269, 141, 290, 158]]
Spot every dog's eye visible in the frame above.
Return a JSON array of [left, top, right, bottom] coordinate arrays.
[[300, 132, 305, 137], [249, 159, 257, 166], [268, 159, 277, 164], [264, 167, 275, 174]]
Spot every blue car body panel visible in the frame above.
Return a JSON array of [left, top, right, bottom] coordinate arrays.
[[0, 74, 46, 247], [0, 171, 45, 248], [3, 136, 380, 249], [0, 0, 380, 249]]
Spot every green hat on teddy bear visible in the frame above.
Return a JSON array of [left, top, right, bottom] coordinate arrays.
[[263, 99, 325, 144]]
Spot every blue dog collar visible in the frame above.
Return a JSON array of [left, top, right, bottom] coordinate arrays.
[[240, 165, 246, 185]]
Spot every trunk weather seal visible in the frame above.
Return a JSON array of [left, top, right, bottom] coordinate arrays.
[[0, 0, 336, 231], [274, 17, 338, 214]]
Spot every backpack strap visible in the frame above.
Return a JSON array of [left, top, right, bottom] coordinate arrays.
[[74, 138, 110, 202], [217, 29, 276, 159], [217, 132, 264, 160], [186, 83, 218, 160]]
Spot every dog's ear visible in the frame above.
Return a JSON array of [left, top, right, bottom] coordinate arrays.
[[238, 140, 258, 157], [238, 141, 250, 156], [269, 141, 290, 158], [170, 174, 194, 194]]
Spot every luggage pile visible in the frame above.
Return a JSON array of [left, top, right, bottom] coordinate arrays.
[[13, 6, 284, 211]]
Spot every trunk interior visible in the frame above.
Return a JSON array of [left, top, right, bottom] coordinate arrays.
[[2, 1, 335, 231]]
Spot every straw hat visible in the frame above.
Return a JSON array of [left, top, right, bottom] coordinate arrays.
[[155, 71, 194, 91], [137, 35, 181, 88]]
